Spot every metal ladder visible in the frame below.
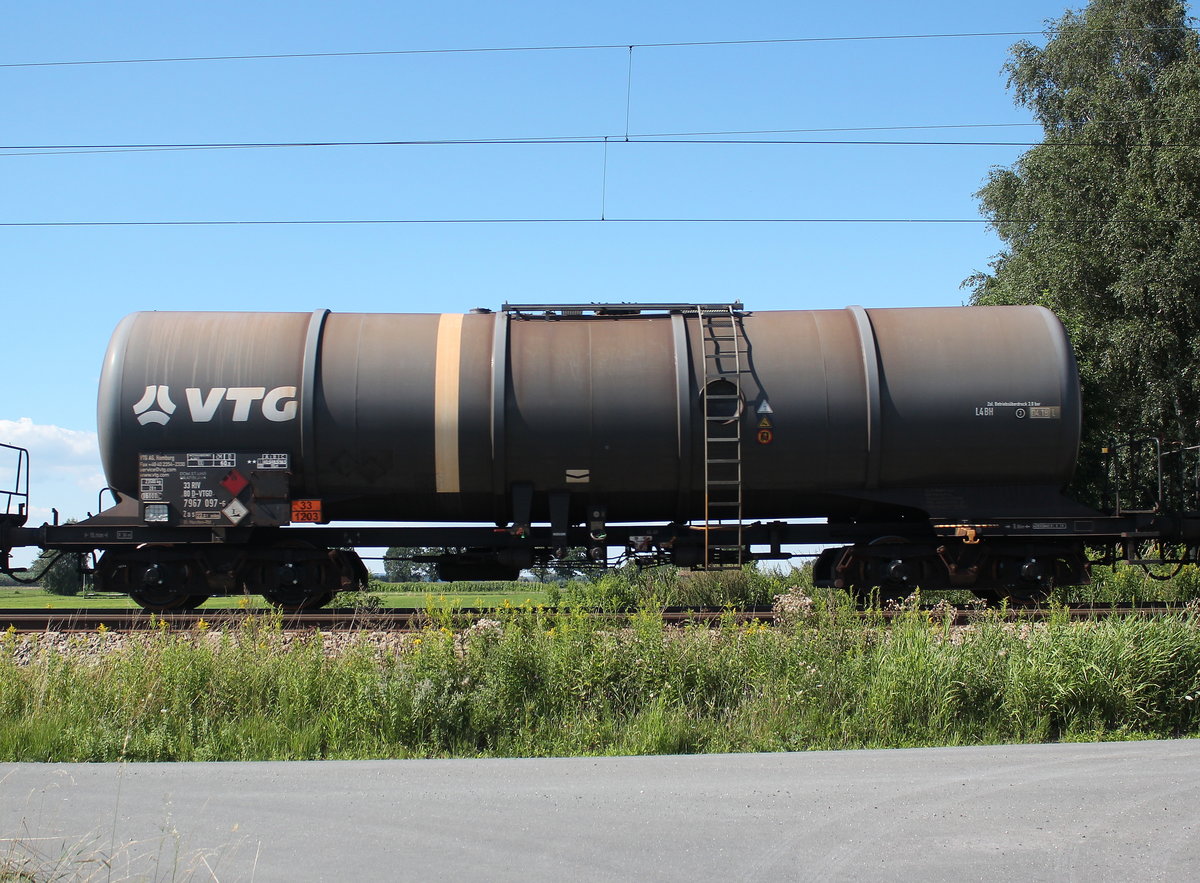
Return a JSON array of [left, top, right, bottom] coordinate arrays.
[[697, 305, 750, 568]]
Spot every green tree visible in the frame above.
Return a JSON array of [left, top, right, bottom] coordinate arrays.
[[32, 550, 83, 596], [967, 0, 1200, 502], [528, 547, 595, 583], [382, 546, 438, 583]]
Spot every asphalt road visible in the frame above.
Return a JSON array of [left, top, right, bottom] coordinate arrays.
[[2, 740, 1197, 881]]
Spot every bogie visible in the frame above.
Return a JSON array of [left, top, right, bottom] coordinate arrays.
[[94, 544, 367, 612], [813, 539, 1089, 606]]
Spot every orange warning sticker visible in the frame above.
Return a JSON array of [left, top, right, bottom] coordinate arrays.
[[757, 428, 774, 445], [290, 499, 324, 523], [758, 416, 773, 429]]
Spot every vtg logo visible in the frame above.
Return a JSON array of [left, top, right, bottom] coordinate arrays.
[[132, 385, 175, 425], [132, 385, 299, 426]]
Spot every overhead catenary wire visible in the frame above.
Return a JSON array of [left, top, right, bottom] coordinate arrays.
[[0, 134, 1049, 158], [9, 31, 1198, 230], [7, 132, 1200, 158], [0, 138, 1059, 155], [5, 117, 1198, 158], [0, 217, 1181, 227], [1, 28, 1193, 69]]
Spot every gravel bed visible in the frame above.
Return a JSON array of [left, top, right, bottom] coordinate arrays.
[[1, 629, 421, 666]]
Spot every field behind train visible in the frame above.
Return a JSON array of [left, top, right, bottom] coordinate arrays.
[[4, 565, 1200, 762], [0, 585, 553, 610], [7, 555, 1200, 610]]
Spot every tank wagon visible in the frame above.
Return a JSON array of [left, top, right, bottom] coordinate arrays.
[[3, 301, 1199, 610]]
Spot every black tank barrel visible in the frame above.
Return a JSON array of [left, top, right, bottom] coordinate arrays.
[[96, 305, 1081, 524]]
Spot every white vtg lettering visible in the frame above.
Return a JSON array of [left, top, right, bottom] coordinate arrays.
[[184, 386, 298, 422]]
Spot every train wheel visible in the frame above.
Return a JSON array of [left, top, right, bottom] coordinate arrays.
[[266, 590, 335, 611], [97, 547, 213, 612], [243, 544, 365, 611], [976, 587, 1050, 607], [257, 559, 315, 611], [980, 554, 1058, 606], [128, 562, 195, 612], [249, 553, 332, 611], [261, 581, 330, 612]]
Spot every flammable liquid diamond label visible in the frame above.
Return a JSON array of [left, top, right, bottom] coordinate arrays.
[[222, 498, 249, 524]]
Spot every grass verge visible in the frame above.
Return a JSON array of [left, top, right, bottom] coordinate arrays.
[[3, 599, 1200, 761]]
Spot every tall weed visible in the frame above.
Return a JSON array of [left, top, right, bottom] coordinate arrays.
[[4, 605, 1200, 761], [551, 563, 805, 610]]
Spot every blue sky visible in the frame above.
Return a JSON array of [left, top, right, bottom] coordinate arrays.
[[0, 0, 1128, 547]]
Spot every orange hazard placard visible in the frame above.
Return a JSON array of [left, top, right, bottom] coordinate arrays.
[[757, 428, 774, 445], [290, 499, 324, 523]]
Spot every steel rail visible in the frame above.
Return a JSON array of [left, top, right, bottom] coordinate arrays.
[[0, 607, 774, 633], [0, 604, 1189, 634]]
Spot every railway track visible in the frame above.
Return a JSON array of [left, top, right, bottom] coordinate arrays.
[[0, 603, 1191, 633], [0, 607, 771, 633]]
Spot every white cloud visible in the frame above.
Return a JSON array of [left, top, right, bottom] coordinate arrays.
[[0, 420, 105, 568], [0, 418, 98, 463], [0, 419, 104, 519]]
